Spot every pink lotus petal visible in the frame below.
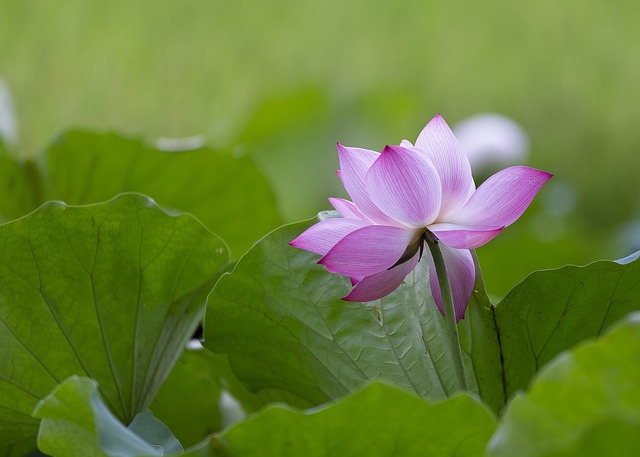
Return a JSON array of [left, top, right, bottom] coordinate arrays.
[[336, 144, 397, 225], [319, 225, 418, 278], [365, 145, 442, 228], [447, 166, 553, 227], [428, 245, 475, 322], [415, 114, 475, 218], [290, 218, 369, 256], [290, 115, 552, 320], [429, 223, 504, 249], [343, 253, 420, 302], [328, 197, 369, 221]]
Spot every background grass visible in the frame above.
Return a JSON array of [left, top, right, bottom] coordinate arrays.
[[1, 0, 639, 295]]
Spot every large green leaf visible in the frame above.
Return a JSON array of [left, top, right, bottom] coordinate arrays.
[[33, 376, 182, 457], [207, 382, 495, 457], [35, 379, 495, 457], [204, 216, 640, 418], [486, 312, 640, 457], [0, 194, 228, 450], [205, 220, 484, 407], [493, 255, 640, 399], [2, 130, 282, 257], [36, 130, 279, 257]]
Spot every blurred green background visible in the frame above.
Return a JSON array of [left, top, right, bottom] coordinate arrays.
[[1, 0, 639, 296]]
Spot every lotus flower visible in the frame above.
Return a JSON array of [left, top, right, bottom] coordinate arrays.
[[291, 114, 552, 321]]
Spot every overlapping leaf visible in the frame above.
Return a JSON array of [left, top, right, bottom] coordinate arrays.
[[35, 378, 495, 457], [1, 130, 280, 257], [34, 376, 182, 457], [0, 194, 228, 451], [492, 254, 640, 399], [0, 146, 40, 224], [208, 382, 495, 457], [487, 312, 640, 456], [205, 220, 481, 407], [44, 130, 281, 257], [205, 215, 640, 420], [459, 252, 640, 415], [150, 348, 223, 447]]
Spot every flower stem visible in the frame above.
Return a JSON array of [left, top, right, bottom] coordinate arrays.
[[424, 232, 468, 393]]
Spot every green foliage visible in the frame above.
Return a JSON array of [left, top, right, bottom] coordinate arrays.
[[493, 257, 640, 399], [487, 313, 640, 457], [0, 118, 638, 453], [0, 170, 636, 455], [33, 379, 496, 457], [4, 0, 640, 240], [33, 376, 182, 457], [462, 253, 640, 416], [0, 147, 40, 223], [0, 194, 228, 451], [209, 382, 496, 457], [44, 131, 281, 257], [150, 349, 223, 447], [205, 220, 483, 408], [460, 270, 505, 415], [205, 218, 640, 424], [0, 130, 281, 257], [3, 4, 639, 444]]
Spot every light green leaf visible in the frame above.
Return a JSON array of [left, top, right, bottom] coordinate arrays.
[[209, 382, 496, 457], [150, 348, 223, 448], [35, 380, 495, 457], [205, 220, 482, 407], [128, 411, 183, 455], [493, 256, 640, 399], [0, 194, 228, 449], [33, 376, 182, 457], [487, 312, 640, 457], [41, 130, 281, 257]]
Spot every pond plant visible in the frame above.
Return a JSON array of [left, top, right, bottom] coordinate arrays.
[[0, 115, 638, 456]]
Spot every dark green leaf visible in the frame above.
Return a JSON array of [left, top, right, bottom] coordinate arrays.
[[0, 438, 41, 457], [150, 348, 223, 447], [494, 256, 640, 398], [43, 130, 281, 257], [35, 380, 495, 457], [209, 382, 496, 457], [0, 144, 41, 223], [0, 194, 228, 448], [205, 220, 481, 408], [487, 312, 640, 457]]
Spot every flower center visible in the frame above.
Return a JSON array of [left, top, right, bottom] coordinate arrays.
[[388, 229, 435, 270]]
